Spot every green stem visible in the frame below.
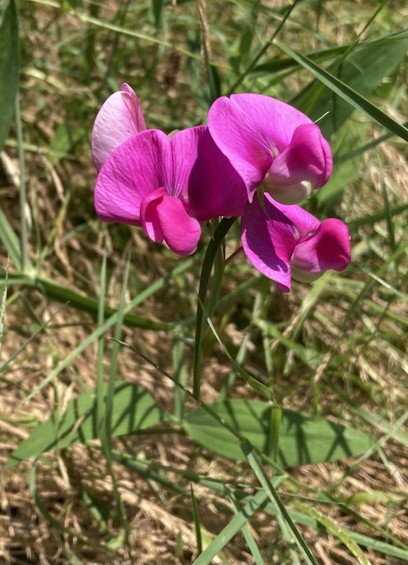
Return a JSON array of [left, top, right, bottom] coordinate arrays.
[[193, 217, 236, 399]]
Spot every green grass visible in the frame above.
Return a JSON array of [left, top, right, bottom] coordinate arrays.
[[1, 0, 407, 563]]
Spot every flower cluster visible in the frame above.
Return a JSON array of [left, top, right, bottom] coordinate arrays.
[[92, 84, 351, 292]]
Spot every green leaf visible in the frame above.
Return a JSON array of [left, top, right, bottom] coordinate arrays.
[[151, 0, 163, 29], [251, 45, 350, 74], [184, 399, 372, 467], [8, 274, 172, 330], [0, 0, 19, 151], [6, 381, 166, 467], [277, 32, 408, 141]]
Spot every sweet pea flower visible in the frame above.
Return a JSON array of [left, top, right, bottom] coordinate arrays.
[[94, 125, 247, 255], [241, 194, 351, 292], [92, 83, 146, 171], [208, 93, 332, 205]]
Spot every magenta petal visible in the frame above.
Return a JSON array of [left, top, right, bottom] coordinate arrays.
[[231, 94, 314, 147], [168, 127, 202, 200], [140, 189, 201, 254], [265, 195, 320, 237], [92, 83, 147, 171], [208, 97, 273, 198], [187, 127, 248, 221], [291, 218, 351, 281], [156, 195, 201, 255], [208, 94, 321, 200], [94, 129, 169, 225], [140, 188, 165, 243], [266, 124, 333, 204], [241, 197, 297, 292]]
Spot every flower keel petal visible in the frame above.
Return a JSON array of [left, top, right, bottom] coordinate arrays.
[[140, 188, 166, 243], [291, 218, 351, 282], [156, 195, 201, 255], [266, 123, 333, 204]]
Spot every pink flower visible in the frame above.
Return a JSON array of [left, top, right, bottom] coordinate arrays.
[[241, 194, 351, 292], [94, 126, 247, 255], [92, 83, 147, 171], [92, 84, 248, 256], [208, 93, 332, 205]]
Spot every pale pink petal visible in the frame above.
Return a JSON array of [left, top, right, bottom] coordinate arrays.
[[94, 129, 169, 225], [187, 127, 248, 221], [208, 97, 273, 199], [291, 218, 351, 282], [241, 197, 297, 292], [140, 187, 165, 243], [155, 195, 201, 255], [92, 83, 147, 171], [265, 123, 333, 204]]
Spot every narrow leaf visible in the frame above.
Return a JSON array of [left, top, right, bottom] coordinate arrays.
[[0, 0, 19, 151], [274, 38, 408, 142], [193, 490, 268, 565], [243, 442, 317, 565]]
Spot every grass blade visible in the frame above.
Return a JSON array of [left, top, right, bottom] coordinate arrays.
[[290, 509, 408, 561], [242, 441, 318, 565], [0, 0, 19, 151], [274, 39, 408, 142], [191, 485, 203, 556], [229, 491, 265, 565], [192, 489, 268, 565]]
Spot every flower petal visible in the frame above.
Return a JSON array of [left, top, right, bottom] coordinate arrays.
[[208, 96, 273, 198], [291, 218, 351, 281], [265, 195, 320, 238], [94, 129, 169, 225], [167, 127, 203, 201], [241, 196, 297, 292], [187, 127, 248, 221], [231, 93, 314, 148], [140, 187, 166, 243], [265, 123, 333, 204], [92, 83, 147, 171], [156, 194, 201, 255]]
